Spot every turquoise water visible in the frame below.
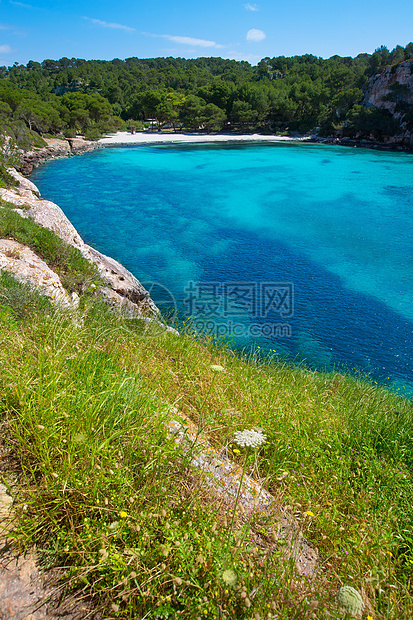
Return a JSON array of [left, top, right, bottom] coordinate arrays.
[[31, 142, 413, 393]]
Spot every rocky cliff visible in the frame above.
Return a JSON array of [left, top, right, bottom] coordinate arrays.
[[364, 61, 413, 114], [20, 136, 99, 175], [362, 60, 413, 147]]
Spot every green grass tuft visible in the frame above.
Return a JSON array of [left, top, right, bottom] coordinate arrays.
[[0, 300, 412, 618]]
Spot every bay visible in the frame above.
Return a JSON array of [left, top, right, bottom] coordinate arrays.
[[31, 142, 413, 393]]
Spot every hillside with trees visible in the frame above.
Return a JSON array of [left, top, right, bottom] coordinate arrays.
[[1, 43, 413, 152]]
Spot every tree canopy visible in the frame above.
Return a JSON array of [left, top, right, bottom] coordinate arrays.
[[1, 43, 412, 149]]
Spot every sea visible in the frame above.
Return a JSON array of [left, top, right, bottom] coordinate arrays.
[[30, 141, 413, 394]]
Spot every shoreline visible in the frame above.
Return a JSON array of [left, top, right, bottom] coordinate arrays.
[[98, 131, 413, 152], [98, 131, 311, 146]]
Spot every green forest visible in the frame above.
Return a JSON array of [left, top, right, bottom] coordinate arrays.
[[1, 43, 413, 150]]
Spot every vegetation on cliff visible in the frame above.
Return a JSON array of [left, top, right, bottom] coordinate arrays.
[[1, 189, 413, 618], [1, 42, 413, 149], [1, 55, 413, 614]]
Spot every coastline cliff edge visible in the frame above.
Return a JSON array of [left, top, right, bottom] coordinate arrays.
[[0, 138, 177, 333]]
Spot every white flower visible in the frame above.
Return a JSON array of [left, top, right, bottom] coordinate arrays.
[[222, 569, 237, 586], [234, 428, 267, 448]]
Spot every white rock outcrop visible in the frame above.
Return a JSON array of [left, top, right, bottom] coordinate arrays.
[[0, 239, 78, 308], [364, 61, 413, 116]]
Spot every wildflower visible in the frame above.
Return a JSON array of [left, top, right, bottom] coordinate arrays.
[[210, 364, 225, 372], [233, 448, 241, 454], [234, 428, 267, 448], [367, 616, 374, 620], [337, 586, 364, 616], [305, 510, 315, 517], [119, 511, 128, 519], [222, 569, 237, 586]]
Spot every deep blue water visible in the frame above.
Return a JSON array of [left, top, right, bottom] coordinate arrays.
[[31, 142, 413, 393]]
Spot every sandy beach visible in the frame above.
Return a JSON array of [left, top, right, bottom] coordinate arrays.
[[98, 131, 310, 146]]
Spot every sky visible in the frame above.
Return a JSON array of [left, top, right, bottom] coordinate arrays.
[[1, 0, 413, 67]]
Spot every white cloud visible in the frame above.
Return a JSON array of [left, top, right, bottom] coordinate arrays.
[[83, 17, 135, 32], [167, 35, 220, 48], [144, 33, 224, 49], [246, 28, 266, 42], [244, 3, 259, 11], [0, 44, 12, 53], [10, 1, 35, 8]]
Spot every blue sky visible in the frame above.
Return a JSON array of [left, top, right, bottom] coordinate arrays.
[[1, 0, 412, 67]]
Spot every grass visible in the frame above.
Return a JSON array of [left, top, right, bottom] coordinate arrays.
[[0, 199, 101, 293], [0, 285, 412, 619], [0, 270, 53, 318]]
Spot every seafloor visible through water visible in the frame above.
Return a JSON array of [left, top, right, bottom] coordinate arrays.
[[31, 141, 413, 394]]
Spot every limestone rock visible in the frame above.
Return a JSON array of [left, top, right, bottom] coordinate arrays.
[[20, 137, 98, 175], [6, 167, 40, 198], [99, 286, 149, 318], [364, 61, 413, 115], [1, 170, 84, 248], [98, 287, 179, 335], [0, 551, 50, 620], [85, 246, 158, 315], [66, 137, 98, 154], [0, 239, 78, 308], [0, 190, 84, 250], [0, 482, 14, 546], [0, 483, 13, 525]]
